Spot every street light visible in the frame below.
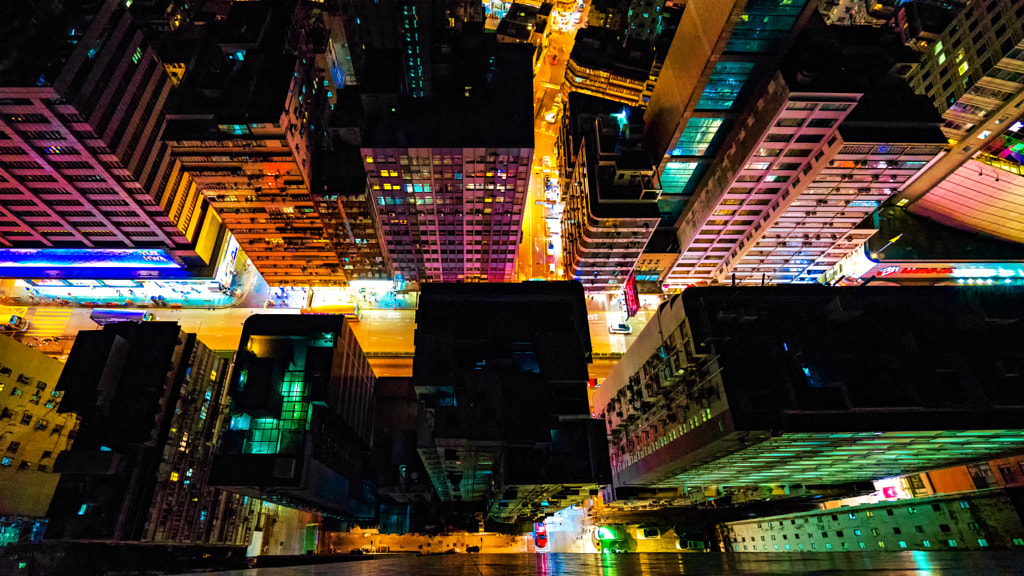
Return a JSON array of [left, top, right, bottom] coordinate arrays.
[[870, 234, 903, 259]]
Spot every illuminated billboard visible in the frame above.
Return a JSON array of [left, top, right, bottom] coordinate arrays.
[[0, 248, 191, 279], [0, 248, 181, 269], [624, 272, 639, 318]]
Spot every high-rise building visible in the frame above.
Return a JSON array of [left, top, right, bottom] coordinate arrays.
[[719, 488, 1024, 553], [0, 0, 219, 268], [888, 0, 1024, 211], [644, 0, 816, 225], [564, 27, 657, 108], [560, 94, 661, 292], [161, 0, 346, 287], [360, 36, 534, 283], [210, 315, 376, 520], [594, 286, 1024, 501], [664, 22, 947, 288], [0, 336, 77, 541], [46, 322, 258, 545], [413, 282, 611, 527]]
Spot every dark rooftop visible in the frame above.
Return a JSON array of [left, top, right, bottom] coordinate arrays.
[[568, 26, 653, 82], [171, 0, 297, 123], [567, 93, 661, 219], [782, 15, 945, 145], [359, 38, 533, 148], [868, 205, 1024, 262]]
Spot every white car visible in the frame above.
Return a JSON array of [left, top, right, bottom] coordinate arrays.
[[608, 323, 632, 335]]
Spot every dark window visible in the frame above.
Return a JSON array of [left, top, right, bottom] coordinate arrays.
[[836, 531, 844, 537], [939, 524, 952, 533], [932, 504, 942, 511], [6, 441, 20, 454], [915, 526, 924, 533], [893, 527, 902, 535], [807, 118, 837, 128]]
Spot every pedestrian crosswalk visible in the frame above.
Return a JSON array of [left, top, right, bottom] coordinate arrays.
[[25, 308, 72, 339]]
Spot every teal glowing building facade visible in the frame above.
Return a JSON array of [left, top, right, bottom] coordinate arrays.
[[645, 0, 816, 224], [210, 315, 376, 520]]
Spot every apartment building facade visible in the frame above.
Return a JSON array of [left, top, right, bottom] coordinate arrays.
[[0, 0, 212, 266], [561, 95, 661, 292], [161, 0, 346, 286], [360, 42, 534, 283], [892, 0, 1024, 207], [720, 489, 1024, 553]]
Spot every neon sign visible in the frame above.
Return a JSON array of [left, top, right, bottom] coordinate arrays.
[[878, 266, 954, 277], [0, 248, 180, 269], [624, 272, 639, 318]]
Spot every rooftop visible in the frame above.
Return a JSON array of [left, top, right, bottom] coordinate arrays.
[[171, 0, 297, 124], [781, 15, 945, 144], [569, 26, 653, 82], [359, 38, 533, 148], [569, 93, 662, 219]]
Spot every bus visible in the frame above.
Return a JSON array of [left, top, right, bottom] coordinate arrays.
[[89, 309, 156, 326]]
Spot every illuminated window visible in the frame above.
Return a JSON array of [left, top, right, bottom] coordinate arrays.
[[673, 118, 724, 156], [661, 161, 700, 195], [933, 41, 943, 55], [170, 471, 180, 481], [697, 61, 755, 110], [938, 52, 947, 65], [958, 62, 969, 76]]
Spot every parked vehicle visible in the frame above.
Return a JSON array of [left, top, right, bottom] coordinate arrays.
[[608, 323, 632, 334]]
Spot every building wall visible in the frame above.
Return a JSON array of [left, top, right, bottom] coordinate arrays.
[[721, 490, 1024, 552], [561, 135, 660, 293], [362, 147, 532, 282], [665, 71, 945, 289], [0, 335, 77, 518], [894, 0, 1024, 207], [905, 0, 1024, 121], [596, 286, 1024, 494], [145, 343, 261, 546], [0, 2, 203, 260], [645, 0, 814, 204], [212, 315, 376, 519], [564, 59, 648, 108], [165, 115, 347, 287]]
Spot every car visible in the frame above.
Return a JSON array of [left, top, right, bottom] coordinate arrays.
[[1, 315, 28, 332], [608, 323, 632, 334]]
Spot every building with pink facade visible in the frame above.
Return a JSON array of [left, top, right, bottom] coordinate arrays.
[[0, 0, 215, 267], [663, 22, 947, 289], [360, 39, 534, 283]]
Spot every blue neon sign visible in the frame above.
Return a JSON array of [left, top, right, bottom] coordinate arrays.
[[0, 248, 182, 269]]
